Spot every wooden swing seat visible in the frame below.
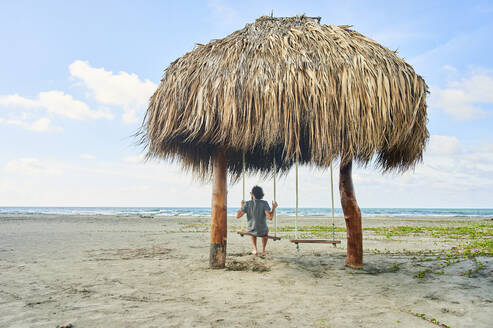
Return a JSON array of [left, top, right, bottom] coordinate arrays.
[[290, 239, 341, 244], [237, 231, 281, 241]]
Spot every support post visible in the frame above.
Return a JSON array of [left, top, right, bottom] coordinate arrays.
[[210, 149, 227, 269], [339, 160, 363, 268]]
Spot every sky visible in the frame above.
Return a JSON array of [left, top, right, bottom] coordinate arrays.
[[1, 0, 492, 208]]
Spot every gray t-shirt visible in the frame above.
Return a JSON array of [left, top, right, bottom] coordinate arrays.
[[241, 199, 271, 237]]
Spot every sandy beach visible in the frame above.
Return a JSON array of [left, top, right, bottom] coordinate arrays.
[[0, 214, 492, 328]]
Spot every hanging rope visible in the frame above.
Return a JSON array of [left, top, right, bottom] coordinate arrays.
[[242, 152, 246, 232], [273, 157, 277, 237], [295, 158, 299, 239], [242, 153, 246, 201], [330, 162, 336, 246]]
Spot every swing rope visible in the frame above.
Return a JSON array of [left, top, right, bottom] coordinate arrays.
[[242, 152, 246, 232], [295, 158, 299, 240], [290, 160, 340, 249], [330, 162, 336, 246], [273, 157, 277, 238]]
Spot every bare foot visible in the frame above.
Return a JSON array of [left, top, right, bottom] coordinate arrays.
[[261, 251, 268, 256], [251, 250, 257, 255]]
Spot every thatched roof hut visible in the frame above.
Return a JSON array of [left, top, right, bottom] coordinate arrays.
[[141, 15, 428, 180], [141, 15, 428, 269]]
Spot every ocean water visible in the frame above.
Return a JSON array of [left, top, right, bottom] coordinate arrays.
[[0, 207, 492, 218]]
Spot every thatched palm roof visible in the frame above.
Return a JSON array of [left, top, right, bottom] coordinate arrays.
[[141, 15, 428, 180]]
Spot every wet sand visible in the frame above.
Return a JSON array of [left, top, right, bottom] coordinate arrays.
[[0, 214, 491, 327]]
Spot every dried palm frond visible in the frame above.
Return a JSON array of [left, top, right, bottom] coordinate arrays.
[[140, 15, 428, 181]]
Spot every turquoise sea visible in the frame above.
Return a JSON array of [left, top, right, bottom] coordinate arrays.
[[0, 207, 492, 218]]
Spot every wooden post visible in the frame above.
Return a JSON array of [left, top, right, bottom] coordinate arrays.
[[210, 149, 227, 269], [339, 160, 363, 268]]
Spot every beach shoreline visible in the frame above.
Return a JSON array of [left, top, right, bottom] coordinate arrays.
[[0, 214, 491, 327]]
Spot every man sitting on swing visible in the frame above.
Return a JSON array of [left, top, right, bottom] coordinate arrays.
[[236, 185, 278, 256]]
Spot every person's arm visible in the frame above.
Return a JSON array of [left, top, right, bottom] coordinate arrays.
[[265, 201, 278, 220], [236, 200, 245, 218]]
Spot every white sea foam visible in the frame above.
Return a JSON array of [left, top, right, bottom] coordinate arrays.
[[0, 207, 492, 218]]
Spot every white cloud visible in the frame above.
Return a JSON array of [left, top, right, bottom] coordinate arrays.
[[0, 94, 38, 108], [429, 70, 493, 120], [38, 91, 113, 120], [80, 154, 96, 160], [298, 133, 493, 207], [0, 156, 206, 206], [123, 154, 145, 163], [1, 137, 493, 207], [69, 60, 157, 123], [426, 135, 461, 156], [0, 117, 62, 132], [0, 91, 113, 120], [5, 158, 63, 176], [0, 61, 154, 131]]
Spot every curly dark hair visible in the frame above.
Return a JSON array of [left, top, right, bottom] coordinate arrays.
[[251, 185, 264, 199]]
